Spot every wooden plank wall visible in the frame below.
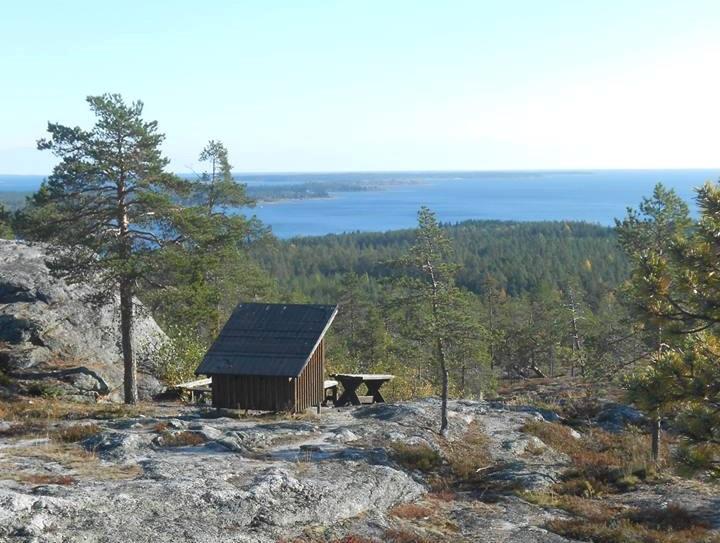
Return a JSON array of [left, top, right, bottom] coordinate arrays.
[[211, 375, 293, 411], [293, 339, 324, 411], [210, 339, 325, 413]]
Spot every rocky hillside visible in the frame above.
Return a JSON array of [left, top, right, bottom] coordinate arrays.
[[0, 239, 167, 401], [0, 398, 718, 542]]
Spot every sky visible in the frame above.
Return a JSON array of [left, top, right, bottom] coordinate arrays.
[[2, 0, 720, 174]]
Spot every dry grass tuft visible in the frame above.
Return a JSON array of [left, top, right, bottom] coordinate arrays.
[[523, 490, 718, 543], [443, 422, 492, 481], [51, 423, 101, 443], [0, 441, 142, 484], [21, 473, 77, 486], [547, 517, 720, 543], [521, 491, 621, 522], [383, 528, 440, 543], [426, 490, 456, 502], [0, 397, 147, 423], [157, 430, 207, 447], [277, 536, 379, 543], [0, 420, 48, 438], [389, 503, 434, 520], [522, 420, 658, 495]]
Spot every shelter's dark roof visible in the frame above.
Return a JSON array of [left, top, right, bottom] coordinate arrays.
[[195, 303, 338, 377]]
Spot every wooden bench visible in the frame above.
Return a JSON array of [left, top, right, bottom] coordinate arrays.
[[323, 379, 339, 406]]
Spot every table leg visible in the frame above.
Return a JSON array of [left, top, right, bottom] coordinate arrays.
[[335, 379, 362, 406], [365, 381, 387, 403]]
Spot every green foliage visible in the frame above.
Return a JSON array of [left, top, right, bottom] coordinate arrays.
[[26, 382, 65, 399], [254, 216, 634, 388], [145, 140, 276, 344], [383, 208, 488, 433], [0, 202, 13, 238], [19, 102, 273, 401], [620, 182, 720, 469], [391, 442, 443, 472], [255, 220, 628, 304], [0, 369, 12, 387], [18, 94, 191, 403], [155, 325, 207, 385]]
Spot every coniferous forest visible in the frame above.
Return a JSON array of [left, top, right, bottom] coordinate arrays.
[[1, 94, 718, 474], [5, 3, 720, 539]]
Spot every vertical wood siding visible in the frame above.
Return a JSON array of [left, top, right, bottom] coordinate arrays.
[[293, 338, 324, 411], [211, 374, 293, 411], [210, 339, 325, 413]]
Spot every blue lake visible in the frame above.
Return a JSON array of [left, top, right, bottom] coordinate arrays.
[[2, 170, 717, 238]]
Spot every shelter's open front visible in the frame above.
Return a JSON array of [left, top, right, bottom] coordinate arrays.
[[195, 303, 337, 412]]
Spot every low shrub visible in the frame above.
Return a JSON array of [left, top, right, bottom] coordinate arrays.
[[674, 442, 720, 477], [444, 422, 491, 480], [0, 369, 12, 387], [51, 423, 101, 443], [391, 443, 442, 473], [153, 421, 169, 433], [157, 431, 207, 447], [522, 421, 657, 494], [547, 518, 719, 543], [383, 529, 440, 543], [627, 504, 709, 531], [536, 497, 719, 543], [26, 382, 64, 399], [22, 473, 76, 486], [389, 503, 434, 520]]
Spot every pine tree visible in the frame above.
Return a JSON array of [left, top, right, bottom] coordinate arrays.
[[196, 140, 251, 213], [20, 94, 189, 404], [146, 140, 274, 342], [619, 182, 720, 466], [391, 207, 483, 435]]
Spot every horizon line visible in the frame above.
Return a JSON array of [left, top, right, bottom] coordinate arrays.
[[2, 166, 720, 177]]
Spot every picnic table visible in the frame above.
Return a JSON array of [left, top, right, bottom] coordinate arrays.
[[330, 373, 394, 407], [173, 377, 212, 403]]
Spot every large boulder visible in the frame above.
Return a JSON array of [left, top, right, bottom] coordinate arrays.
[[0, 239, 167, 401]]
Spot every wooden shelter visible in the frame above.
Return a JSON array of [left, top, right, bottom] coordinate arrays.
[[195, 303, 338, 412]]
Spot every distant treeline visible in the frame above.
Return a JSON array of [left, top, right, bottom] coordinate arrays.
[[254, 220, 629, 306], [0, 192, 32, 211], [246, 182, 377, 202]]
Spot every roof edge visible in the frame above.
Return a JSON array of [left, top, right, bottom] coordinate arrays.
[[294, 305, 338, 377], [195, 303, 339, 377]]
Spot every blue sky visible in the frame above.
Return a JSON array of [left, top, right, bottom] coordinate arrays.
[[2, 1, 719, 173]]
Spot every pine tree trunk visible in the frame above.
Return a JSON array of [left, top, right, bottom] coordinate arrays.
[[438, 338, 449, 437], [651, 415, 661, 464], [120, 279, 137, 404], [115, 172, 137, 405]]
